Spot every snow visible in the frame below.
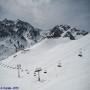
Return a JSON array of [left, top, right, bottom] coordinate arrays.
[[0, 34, 90, 90]]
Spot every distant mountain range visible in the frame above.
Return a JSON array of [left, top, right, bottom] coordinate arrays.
[[0, 18, 89, 60]]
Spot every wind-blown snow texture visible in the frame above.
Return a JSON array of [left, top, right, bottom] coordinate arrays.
[[0, 32, 90, 90], [0, 19, 88, 61]]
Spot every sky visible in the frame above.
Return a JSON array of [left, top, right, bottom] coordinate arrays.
[[0, 0, 90, 31]]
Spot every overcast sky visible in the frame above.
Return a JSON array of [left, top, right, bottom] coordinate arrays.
[[0, 0, 90, 31]]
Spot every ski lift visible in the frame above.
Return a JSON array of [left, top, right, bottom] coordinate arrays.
[[25, 69, 30, 74], [78, 54, 82, 57], [34, 72, 36, 76], [34, 67, 42, 81], [57, 63, 62, 67], [43, 70, 47, 74], [35, 67, 42, 72], [34, 74, 36, 76], [27, 72, 30, 74], [78, 49, 83, 57]]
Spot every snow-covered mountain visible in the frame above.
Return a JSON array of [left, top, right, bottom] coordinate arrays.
[[0, 19, 89, 60], [0, 19, 42, 60], [45, 25, 88, 39], [0, 33, 90, 90]]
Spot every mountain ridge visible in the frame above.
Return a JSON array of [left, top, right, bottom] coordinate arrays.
[[0, 18, 89, 60]]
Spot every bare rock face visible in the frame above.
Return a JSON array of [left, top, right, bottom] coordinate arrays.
[[0, 19, 89, 60]]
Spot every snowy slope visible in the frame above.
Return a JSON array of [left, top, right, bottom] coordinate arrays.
[[0, 34, 90, 90]]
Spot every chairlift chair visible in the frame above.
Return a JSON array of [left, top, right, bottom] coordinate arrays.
[[78, 53, 82, 57], [34, 72, 36, 76], [43, 70, 47, 74], [27, 72, 30, 74], [57, 63, 62, 67]]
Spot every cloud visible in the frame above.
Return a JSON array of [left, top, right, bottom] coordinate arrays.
[[0, 0, 90, 31]]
